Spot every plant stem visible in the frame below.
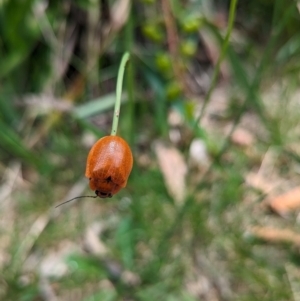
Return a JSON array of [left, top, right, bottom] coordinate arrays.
[[193, 0, 238, 129], [111, 52, 130, 136]]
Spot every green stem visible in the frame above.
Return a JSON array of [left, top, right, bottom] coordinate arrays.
[[111, 52, 130, 136], [193, 0, 238, 129]]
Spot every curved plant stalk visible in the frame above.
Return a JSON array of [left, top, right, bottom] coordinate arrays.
[[111, 52, 130, 135]]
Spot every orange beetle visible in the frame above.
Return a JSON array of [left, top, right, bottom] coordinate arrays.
[[85, 135, 133, 198]]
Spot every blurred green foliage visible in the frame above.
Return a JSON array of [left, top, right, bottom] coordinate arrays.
[[1, 0, 300, 300]]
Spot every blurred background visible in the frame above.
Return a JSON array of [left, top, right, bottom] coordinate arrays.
[[1, 0, 300, 300]]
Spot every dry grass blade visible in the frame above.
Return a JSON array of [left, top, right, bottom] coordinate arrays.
[[249, 227, 300, 246], [245, 147, 283, 195], [154, 141, 187, 204], [111, 0, 130, 32], [267, 187, 300, 216]]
